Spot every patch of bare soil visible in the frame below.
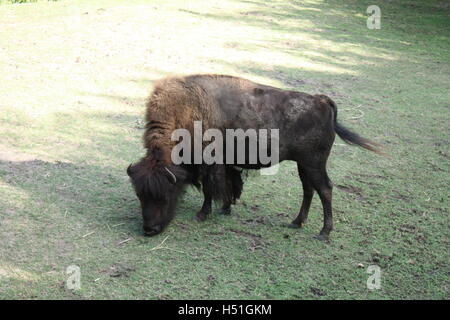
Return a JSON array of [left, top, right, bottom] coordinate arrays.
[[335, 184, 364, 198], [389, 190, 412, 203], [351, 172, 387, 180], [248, 238, 266, 252], [310, 287, 326, 297], [227, 228, 270, 252], [396, 223, 419, 235], [241, 216, 267, 226], [228, 228, 262, 239], [102, 263, 136, 278]]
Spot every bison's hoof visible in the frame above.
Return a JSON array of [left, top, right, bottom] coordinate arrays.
[[313, 234, 330, 241], [194, 214, 207, 222], [287, 222, 302, 229]]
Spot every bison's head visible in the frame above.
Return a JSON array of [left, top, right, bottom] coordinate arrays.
[[127, 160, 187, 236]]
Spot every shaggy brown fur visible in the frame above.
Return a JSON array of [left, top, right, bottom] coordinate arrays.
[[128, 74, 382, 239]]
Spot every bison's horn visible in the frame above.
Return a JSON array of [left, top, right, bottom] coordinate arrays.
[[164, 167, 177, 184]]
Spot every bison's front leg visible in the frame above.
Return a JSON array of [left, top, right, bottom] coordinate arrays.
[[289, 164, 333, 241], [217, 166, 242, 216], [218, 202, 231, 215], [194, 176, 212, 222]]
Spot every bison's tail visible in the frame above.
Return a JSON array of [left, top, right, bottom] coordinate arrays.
[[334, 122, 384, 154], [317, 95, 385, 155]]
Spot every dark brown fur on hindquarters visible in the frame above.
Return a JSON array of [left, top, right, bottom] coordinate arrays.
[[127, 75, 384, 239]]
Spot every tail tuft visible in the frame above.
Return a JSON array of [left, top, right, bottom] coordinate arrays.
[[316, 94, 385, 155], [334, 122, 385, 155]]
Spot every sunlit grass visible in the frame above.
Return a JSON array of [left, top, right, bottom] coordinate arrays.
[[0, 0, 448, 299]]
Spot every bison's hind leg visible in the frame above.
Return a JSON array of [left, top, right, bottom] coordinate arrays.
[[310, 167, 333, 241], [289, 162, 333, 241], [289, 162, 314, 228]]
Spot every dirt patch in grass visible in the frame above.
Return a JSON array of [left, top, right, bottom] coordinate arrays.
[[389, 190, 413, 203], [336, 184, 364, 199], [228, 228, 263, 240], [102, 263, 136, 278], [241, 216, 267, 226]]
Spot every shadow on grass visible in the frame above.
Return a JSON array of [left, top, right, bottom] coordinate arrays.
[[0, 158, 142, 235], [177, 0, 448, 91], [184, 0, 449, 50], [0, 156, 204, 238], [80, 0, 448, 114]]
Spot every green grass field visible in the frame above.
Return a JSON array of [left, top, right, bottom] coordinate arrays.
[[0, 0, 448, 299]]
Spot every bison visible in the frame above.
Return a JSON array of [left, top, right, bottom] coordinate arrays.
[[127, 74, 382, 240]]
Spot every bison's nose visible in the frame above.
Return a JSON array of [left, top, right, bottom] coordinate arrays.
[[143, 225, 162, 237]]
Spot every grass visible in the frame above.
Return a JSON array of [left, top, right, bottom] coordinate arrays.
[[0, 0, 448, 299]]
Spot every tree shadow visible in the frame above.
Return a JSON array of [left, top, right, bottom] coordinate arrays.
[[0, 155, 203, 237], [182, 0, 448, 51], [0, 157, 142, 235]]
